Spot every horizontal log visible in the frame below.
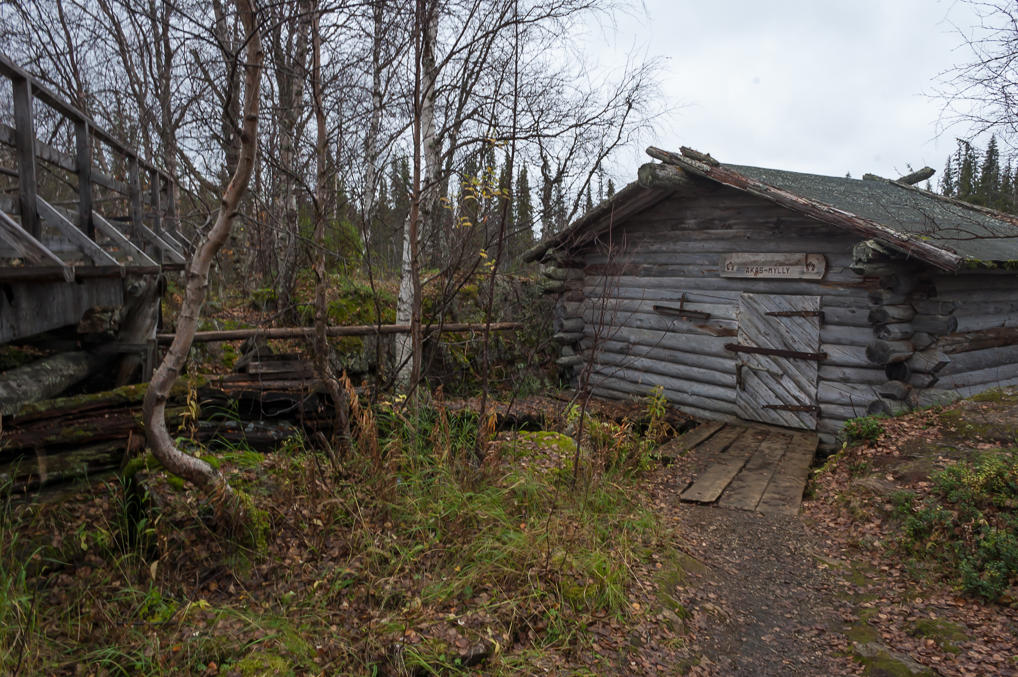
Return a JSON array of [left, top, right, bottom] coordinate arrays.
[[819, 364, 886, 385], [868, 305, 915, 324], [913, 299, 956, 315], [598, 338, 734, 374], [553, 331, 583, 344], [912, 314, 958, 336], [583, 308, 737, 337], [556, 317, 584, 333], [936, 360, 1018, 390], [954, 315, 1018, 334], [867, 397, 910, 417], [877, 380, 911, 400], [937, 344, 1018, 376], [583, 274, 874, 298], [868, 289, 911, 306], [910, 332, 935, 350], [866, 340, 914, 365], [0, 351, 106, 416], [556, 355, 585, 368], [910, 373, 939, 388], [939, 327, 1018, 353], [820, 403, 873, 422], [587, 370, 738, 416], [157, 322, 523, 344], [907, 348, 950, 374], [595, 350, 735, 394], [818, 382, 879, 408], [875, 322, 913, 341]]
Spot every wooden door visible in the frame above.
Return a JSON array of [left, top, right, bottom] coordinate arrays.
[[733, 293, 822, 430]]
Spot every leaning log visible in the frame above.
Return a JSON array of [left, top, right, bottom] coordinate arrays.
[[637, 162, 697, 191], [0, 351, 105, 415]]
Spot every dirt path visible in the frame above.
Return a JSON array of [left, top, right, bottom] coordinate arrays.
[[648, 463, 860, 675]]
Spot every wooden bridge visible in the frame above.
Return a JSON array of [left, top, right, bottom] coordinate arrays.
[[0, 52, 186, 403]]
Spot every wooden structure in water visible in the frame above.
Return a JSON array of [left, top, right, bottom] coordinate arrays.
[[528, 145, 1018, 449], [0, 52, 185, 400]]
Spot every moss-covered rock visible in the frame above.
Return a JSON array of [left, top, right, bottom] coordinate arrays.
[[907, 618, 968, 653], [852, 641, 939, 676]]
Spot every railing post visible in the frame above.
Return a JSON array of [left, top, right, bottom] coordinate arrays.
[[128, 154, 142, 241], [12, 75, 39, 238], [149, 167, 161, 235], [75, 119, 94, 238]]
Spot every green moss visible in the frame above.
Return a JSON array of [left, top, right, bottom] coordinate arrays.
[[236, 490, 270, 552], [0, 345, 45, 371], [969, 388, 1018, 404], [230, 651, 293, 677], [856, 652, 936, 677], [907, 618, 967, 653], [846, 621, 880, 645]]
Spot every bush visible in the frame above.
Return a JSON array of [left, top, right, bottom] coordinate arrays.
[[895, 449, 1018, 600], [843, 416, 885, 443]]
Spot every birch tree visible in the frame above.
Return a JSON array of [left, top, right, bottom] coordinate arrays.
[[142, 0, 263, 530]]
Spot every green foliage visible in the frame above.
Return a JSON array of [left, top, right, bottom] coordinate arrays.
[[0, 484, 38, 673], [894, 448, 1018, 600], [941, 135, 1018, 213], [843, 416, 885, 443]]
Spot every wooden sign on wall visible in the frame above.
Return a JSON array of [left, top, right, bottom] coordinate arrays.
[[720, 253, 827, 280]]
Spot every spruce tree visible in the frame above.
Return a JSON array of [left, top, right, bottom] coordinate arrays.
[[978, 135, 1001, 206], [940, 155, 955, 197], [515, 165, 533, 242], [956, 140, 978, 203]]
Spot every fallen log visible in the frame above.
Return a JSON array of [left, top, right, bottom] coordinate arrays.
[[157, 321, 523, 344], [0, 351, 107, 415]]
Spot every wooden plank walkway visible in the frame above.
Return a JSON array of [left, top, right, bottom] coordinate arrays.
[[678, 421, 818, 515]]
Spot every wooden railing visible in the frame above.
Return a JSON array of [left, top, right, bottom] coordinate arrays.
[[0, 51, 186, 281]]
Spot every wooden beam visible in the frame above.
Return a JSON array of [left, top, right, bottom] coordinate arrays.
[[12, 74, 39, 238], [75, 118, 94, 238], [637, 162, 696, 191], [157, 322, 523, 344], [91, 211, 158, 268], [0, 209, 73, 280], [36, 196, 120, 267], [149, 167, 162, 235]]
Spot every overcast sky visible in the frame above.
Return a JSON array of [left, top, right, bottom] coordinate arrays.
[[586, 0, 985, 183]]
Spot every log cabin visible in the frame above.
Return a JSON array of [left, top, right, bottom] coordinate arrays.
[[526, 146, 1018, 448]]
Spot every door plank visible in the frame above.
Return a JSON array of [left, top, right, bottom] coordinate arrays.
[[735, 294, 820, 430], [680, 427, 766, 503], [756, 432, 819, 515], [717, 431, 791, 511]]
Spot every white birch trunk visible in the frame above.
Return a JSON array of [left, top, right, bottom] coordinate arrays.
[[395, 3, 438, 389]]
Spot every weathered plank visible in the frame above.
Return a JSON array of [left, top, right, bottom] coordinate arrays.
[[756, 432, 818, 515], [717, 431, 790, 511], [673, 420, 725, 452], [719, 252, 827, 279], [680, 427, 765, 503]]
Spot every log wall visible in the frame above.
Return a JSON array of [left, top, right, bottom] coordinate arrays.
[[926, 273, 1018, 397], [550, 187, 883, 448]]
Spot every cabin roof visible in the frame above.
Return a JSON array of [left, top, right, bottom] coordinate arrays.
[[526, 148, 1018, 272]]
